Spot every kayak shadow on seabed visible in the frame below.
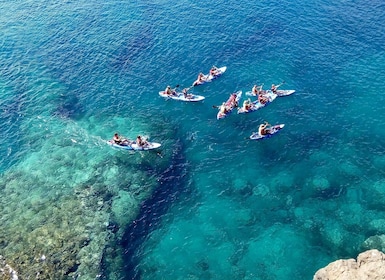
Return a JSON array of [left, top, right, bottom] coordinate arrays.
[[100, 141, 193, 279]]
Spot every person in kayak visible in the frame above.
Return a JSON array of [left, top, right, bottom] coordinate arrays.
[[182, 88, 193, 99], [219, 102, 229, 115], [252, 84, 263, 95], [210, 66, 219, 76], [257, 91, 269, 105], [136, 135, 148, 147], [193, 73, 206, 86], [271, 84, 277, 94], [242, 98, 253, 111], [226, 93, 238, 108], [258, 122, 271, 136], [113, 133, 130, 145], [164, 85, 176, 96]]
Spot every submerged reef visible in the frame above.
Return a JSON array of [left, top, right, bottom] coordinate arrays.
[[0, 158, 167, 279], [0, 115, 174, 279], [0, 169, 110, 279], [0, 255, 18, 279]]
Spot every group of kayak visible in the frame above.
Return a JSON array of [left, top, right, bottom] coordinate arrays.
[[158, 66, 227, 102], [160, 65, 295, 140], [217, 82, 294, 139], [107, 133, 161, 151], [219, 82, 295, 117], [158, 85, 205, 102], [108, 66, 227, 151], [108, 65, 294, 151], [191, 66, 227, 86]]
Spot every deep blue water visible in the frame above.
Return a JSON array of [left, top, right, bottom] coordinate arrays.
[[1, 0, 385, 279]]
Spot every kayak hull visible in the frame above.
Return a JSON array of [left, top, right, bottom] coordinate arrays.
[[276, 89, 295, 96], [159, 91, 205, 102], [194, 66, 227, 86], [250, 124, 285, 140], [107, 140, 161, 150], [217, 91, 242, 119], [130, 143, 161, 150], [238, 91, 277, 114], [245, 89, 295, 97]]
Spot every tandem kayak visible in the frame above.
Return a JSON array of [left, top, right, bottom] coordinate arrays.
[[217, 90, 242, 119], [250, 124, 285, 140], [245, 89, 295, 97], [238, 91, 277, 114], [158, 91, 205, 102], [107, 140, 161, 151], [193, 66, 227, 86]]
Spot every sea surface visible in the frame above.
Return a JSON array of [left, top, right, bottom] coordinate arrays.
[[1, 0, 385, 279]]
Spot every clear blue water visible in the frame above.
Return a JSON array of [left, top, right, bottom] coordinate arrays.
[[1, 0, 385, 279]]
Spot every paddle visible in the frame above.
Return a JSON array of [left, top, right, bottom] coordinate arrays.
[[184, 86, 193, 92], [276, 81, 285, 89], [212, 104, 229, 109], [212, 103, 228, 109], [171, 84, 179, 93], [265, 121, 272, 129], [157, 152, 163, 158], [273, 81, 290, 97], [269, 81, 285, 95]]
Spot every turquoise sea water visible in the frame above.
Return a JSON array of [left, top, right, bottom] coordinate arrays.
[[1, 0, 385, 279]]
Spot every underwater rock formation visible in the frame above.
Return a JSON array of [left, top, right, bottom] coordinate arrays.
[[314, 249, 385, 280], [362, 235, 385, 253], [0, 120, 172, 279], [0, 255, 18, 279]]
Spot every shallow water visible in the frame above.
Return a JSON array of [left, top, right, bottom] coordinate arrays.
[[1, 0, 385, 279]]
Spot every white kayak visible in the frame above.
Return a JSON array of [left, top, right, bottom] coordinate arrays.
[[245, 89, 295, 97], [250, 124, 285, 140], [238, 91, 277, 114], [107, 140, 161, 150], [130, 142, 161, 150], [217, 90, 242, 119], [193, 66, 227, 86], [158, 91, 205, 102]]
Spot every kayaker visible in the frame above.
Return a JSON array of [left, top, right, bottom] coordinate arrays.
[[219, 102, 228, 115], [271, 84, 277, 94], [258, 92, 269, 104], [258, 122, 271, 136], [242, 98, 253, 111], [226, 93, 238, 107], [193, 73, 205, 86], [252, 84, 263, 95], [113, 133, 129, 145], [113, 133, 122, 143], [182, 88, 193, 99], [164, 85, 176, 96], [210, 66, 219, 76], [252, 85, 259, 95], [136, 135, 148, 147]]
